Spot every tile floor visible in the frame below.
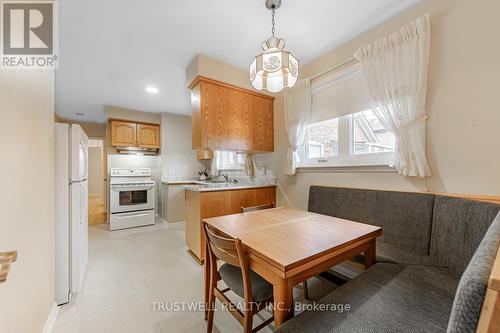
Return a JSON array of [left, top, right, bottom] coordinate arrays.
[[53, 222, 337, 333]]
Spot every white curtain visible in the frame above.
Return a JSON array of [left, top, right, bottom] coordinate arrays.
[[284, 79, 312, 176], [354, 15, 431, 177]]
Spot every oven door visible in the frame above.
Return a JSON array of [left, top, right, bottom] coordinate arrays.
[[110, 183, 155, 213]]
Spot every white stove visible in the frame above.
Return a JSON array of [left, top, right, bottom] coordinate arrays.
[[109, 168, 156, 230]]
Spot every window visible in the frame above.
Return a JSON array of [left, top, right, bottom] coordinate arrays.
[[353, 110, 395, 155], [299, 63, 395, 169], [216, 151, 246, 171], [306, 118, 338, 159], [300, 110, 395, 168]]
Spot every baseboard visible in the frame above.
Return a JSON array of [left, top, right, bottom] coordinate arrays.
[[42, 302, 59, 333], [167, 221, 185, 229], [159, 217, 185, 230]]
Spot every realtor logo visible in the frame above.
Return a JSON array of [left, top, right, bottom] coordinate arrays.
[[1, 1, 58, 69]]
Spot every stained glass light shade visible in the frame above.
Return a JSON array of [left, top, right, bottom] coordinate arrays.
[[250, 37, 298, 93]]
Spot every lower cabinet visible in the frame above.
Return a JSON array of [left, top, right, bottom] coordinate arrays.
[[185, 186, 276, 264]]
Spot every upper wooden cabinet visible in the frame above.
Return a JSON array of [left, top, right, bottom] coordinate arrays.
[[110, 120, 160, 149], [190, 76, 274, 152], [137, 124, 160, 148], [111, 121, 137, 147]]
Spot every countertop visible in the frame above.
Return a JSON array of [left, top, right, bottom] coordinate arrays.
[[182, 182, 277, 192], [161, 180, 206, 185], [161, 177, 277, 192]]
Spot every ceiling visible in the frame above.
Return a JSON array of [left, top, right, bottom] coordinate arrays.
[[55, 0, 421, 123]]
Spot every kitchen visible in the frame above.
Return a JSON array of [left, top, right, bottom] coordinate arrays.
[[50, 60, 282, 333], [3, 0, 500, 332], [53, 64, 279, 305]]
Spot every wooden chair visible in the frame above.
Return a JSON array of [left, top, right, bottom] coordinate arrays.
[[241, 203, 275, 213], [204, 223, 274, 333], [240, 203, 310, 300]]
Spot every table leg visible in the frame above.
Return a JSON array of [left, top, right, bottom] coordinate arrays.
[[273, 277, 294, 328], [365, 239, 376, 269]]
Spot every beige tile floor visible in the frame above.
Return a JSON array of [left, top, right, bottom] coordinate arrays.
[[53, 222, 337, 333]]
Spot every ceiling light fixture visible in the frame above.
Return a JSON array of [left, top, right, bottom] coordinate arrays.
[[145, 86, 159, 94], [250, 0, 298, 93]]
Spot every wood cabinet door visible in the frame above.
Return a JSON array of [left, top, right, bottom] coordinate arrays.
[[193, 78, 274, 152], [262, 98, 274, 151], [200, 81, 224, 149], [137, 124, 160, 148], [222, 87, 255, 151], [239, 187, 276, 209], [200, 191, 233, 218], [253, 97, 274, 152], [111, 121, 137, 147]]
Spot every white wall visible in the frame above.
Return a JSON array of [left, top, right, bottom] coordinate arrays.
[[160, 112, 205, 179], [88, 146, 103, 196], [274, 0, 500, 208], [0, 70, 55, 332]]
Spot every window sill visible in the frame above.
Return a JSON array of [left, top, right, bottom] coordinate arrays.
[[296, 165, 396, 173], [296, 152, 396, 173]]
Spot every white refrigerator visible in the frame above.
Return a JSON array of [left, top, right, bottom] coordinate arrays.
[[55, 123, 89, 305]]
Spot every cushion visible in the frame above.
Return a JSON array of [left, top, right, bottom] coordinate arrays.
[[219, 263, 273, 303], [275, 263, 461, 333], [447, 212, 500, 333], [430, 196, 500, 273], [308, 186, 435, 255], [351, 239, 445, 267]]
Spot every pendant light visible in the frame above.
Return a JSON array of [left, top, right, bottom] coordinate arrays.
[[250, 0, 298, 93]]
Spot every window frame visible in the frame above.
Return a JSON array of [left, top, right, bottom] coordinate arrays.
[[216, 151, 246, 171], [297, 61, 397, 171], [299, 114, 395, 169], [299, 112, 394, 168]]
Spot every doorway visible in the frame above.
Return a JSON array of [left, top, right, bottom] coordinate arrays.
[[88, 139, 106, 225]]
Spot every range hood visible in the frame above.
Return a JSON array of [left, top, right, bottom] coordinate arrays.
[[116, 147, 158, 156]]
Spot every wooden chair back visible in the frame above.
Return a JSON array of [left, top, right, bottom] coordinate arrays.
[[204, 223, 242, 267], [241, 202, 275, 213]]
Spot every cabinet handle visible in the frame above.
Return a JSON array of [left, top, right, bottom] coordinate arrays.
[[0, 251, 17, 283]]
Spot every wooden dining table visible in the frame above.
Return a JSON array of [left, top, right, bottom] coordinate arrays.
[[202, 207, 383, 328]]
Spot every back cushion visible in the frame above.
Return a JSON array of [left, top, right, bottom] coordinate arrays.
[[431, 196, 500, 273], [446, 213, 500, 332], [308, 186, 435, 254]]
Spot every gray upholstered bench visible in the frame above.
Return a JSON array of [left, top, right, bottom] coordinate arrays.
[[275, 187, 500, 333]]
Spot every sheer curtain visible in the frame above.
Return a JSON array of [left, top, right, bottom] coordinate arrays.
[[284, 79, 312, 176], [354, 15, 431, 177]]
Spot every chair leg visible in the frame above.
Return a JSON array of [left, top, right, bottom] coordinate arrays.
[[243, 309, 253, 333], [207, 287, 215, 333], [207, 268, 216, 333], [303, 280, 309, 300]]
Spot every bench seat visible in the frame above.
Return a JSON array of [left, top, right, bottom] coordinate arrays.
[[352, 239, 445, 267], [276, 263, 461, 333], [276, 187, 500, 333]]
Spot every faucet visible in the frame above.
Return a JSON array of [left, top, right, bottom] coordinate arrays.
[[219, 171, 230, 182], [215, 171, 238, 183]]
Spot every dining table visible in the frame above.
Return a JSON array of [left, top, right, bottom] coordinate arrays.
[[202, 207, 383, 328]]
